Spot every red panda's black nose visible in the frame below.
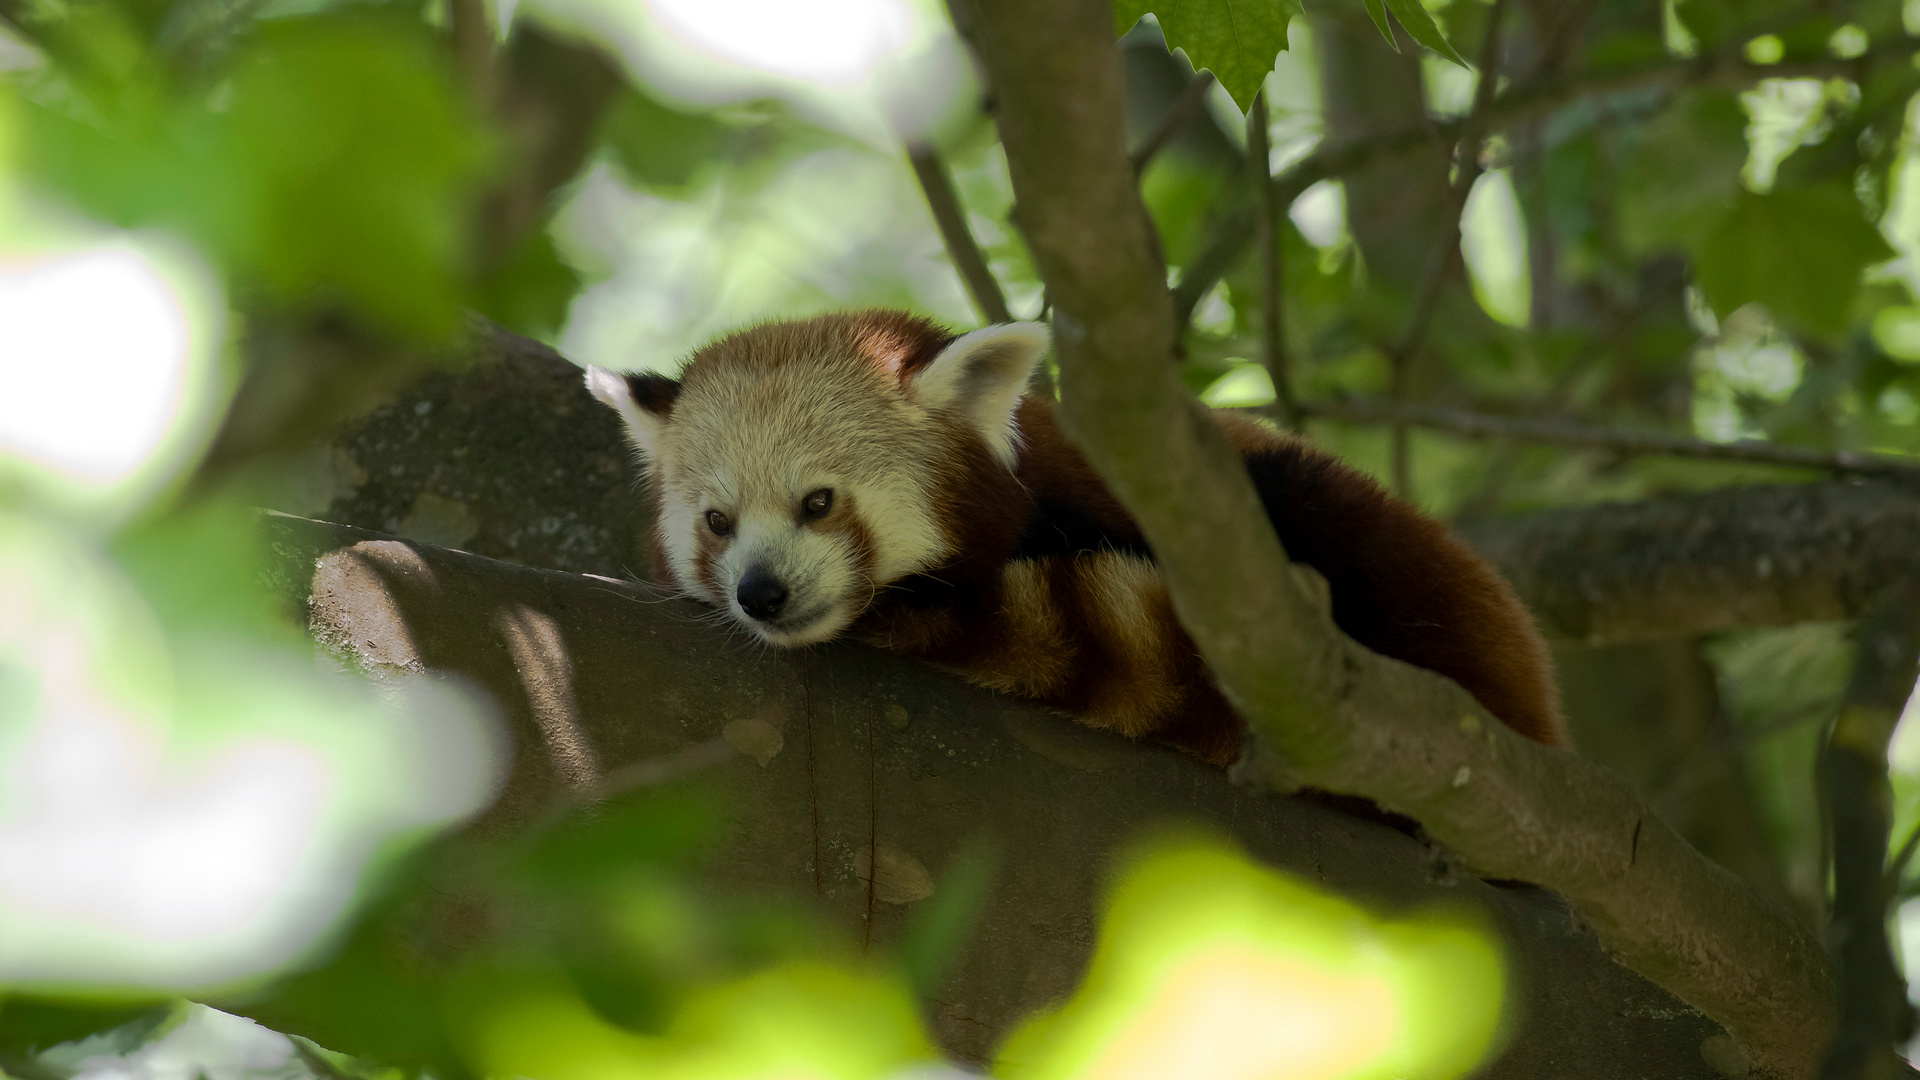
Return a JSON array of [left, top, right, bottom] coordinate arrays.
[[736, 570, 789, 622]]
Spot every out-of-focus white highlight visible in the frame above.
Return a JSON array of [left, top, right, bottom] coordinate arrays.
[[1289, 180, 1346, 250], [1460, 168, 1530, 328], [556, 152, 973, 369], [524, 0, 969, 143], [1885, 674, 1920, 776], [650, 0, 909, 87], [0, 234, 224, 514], [0, 518, 504, 990], [1, 245, 190, 483]]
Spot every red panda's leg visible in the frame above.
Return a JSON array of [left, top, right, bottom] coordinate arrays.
[[868, 553, 1244, 765]]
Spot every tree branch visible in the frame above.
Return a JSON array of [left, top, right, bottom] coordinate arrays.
[[256, 510, 1745, 1072], [964, 0, 1833, 1074], [1172, 30, 1920, 331], [1383, 0, 1511, 497], [1248, 90, 1298, 429], [907, 143, 1015, 325], [1130, 70, 1216, 175], [1295, 398, 1920, 480], [1458, 482, 1920, 644]]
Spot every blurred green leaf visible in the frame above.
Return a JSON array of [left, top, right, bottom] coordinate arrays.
[[18, 11, 490, 339], [219, 15, 489, 337], [1616, 90, 1749, 257], [1693, 182, 1896, 333], [1113, 0, 1302, 112], [895, 843, 997, 997], [474, 227, 580, 340], [597, 87, 732, 192], [1141, 153, 1233, 267], [514, 784, 722, 891], [1671, 0, 1805, 48], [0, 997, 175, 1056]]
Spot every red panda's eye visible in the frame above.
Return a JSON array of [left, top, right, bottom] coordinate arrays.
[[706, 510, 733, 536], [801, 488, 833, 520]]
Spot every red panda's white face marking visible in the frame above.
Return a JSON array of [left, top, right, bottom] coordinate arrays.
[[586, 315, 1050, 648]]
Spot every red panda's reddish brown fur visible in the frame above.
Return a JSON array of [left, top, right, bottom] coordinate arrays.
[[594, 310, 1565, 767]]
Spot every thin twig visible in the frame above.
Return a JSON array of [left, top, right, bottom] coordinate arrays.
[[1131, 70, 1216, 175], [1819, 581, 1920, 1078], [1383, 0, 1513, 498], [1248, 90, 1298, 430], [447, 0, 497, 103], [1171, 28, 1920, 333], [907, 143, 1015, 325], [1294, 398, 1920, 479]]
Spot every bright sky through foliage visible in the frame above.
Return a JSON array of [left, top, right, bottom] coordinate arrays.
[[649, 0, 914, 87], [0, 236, 223, 516], [527, 0, 970, 143]]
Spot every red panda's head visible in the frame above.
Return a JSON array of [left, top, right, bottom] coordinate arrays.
[[586, 311, 1050, 647]]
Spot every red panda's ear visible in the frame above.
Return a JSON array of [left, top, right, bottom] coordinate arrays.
[[585, 366, 679, 459], [911, 322, 1050, 466]]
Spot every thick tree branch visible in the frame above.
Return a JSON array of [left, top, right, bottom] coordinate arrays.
[[256, 511, 1737, 1075], [1297, 398, 1920, 480], [964, 0, 1833, 1075], [1461, 481, 1920, 643], [907, 143, 1015, 325]]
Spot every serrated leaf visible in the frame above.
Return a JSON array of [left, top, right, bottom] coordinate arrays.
[[1361, 0, 1398, 51], [1693, 183, 1897, 334], [1121, 0, 1303, 112], [1381, 0, 1467, 66]]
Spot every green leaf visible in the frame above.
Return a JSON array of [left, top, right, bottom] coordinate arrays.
[[1381, 0, 1467, 66], [1361, 0, 1398, 51], [474, 228, 581, 341], [17, 11, 490, 340], [1615, 90, 1749, 257], [1118, 0, 1303, 112], [1693, 183, 1897, 334], [597, 87, 732, 192], [219, 14, 491, 338], [0, 998, 175, 1056]]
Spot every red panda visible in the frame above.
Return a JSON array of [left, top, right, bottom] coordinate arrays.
[[585, 309, 1565, 766]]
